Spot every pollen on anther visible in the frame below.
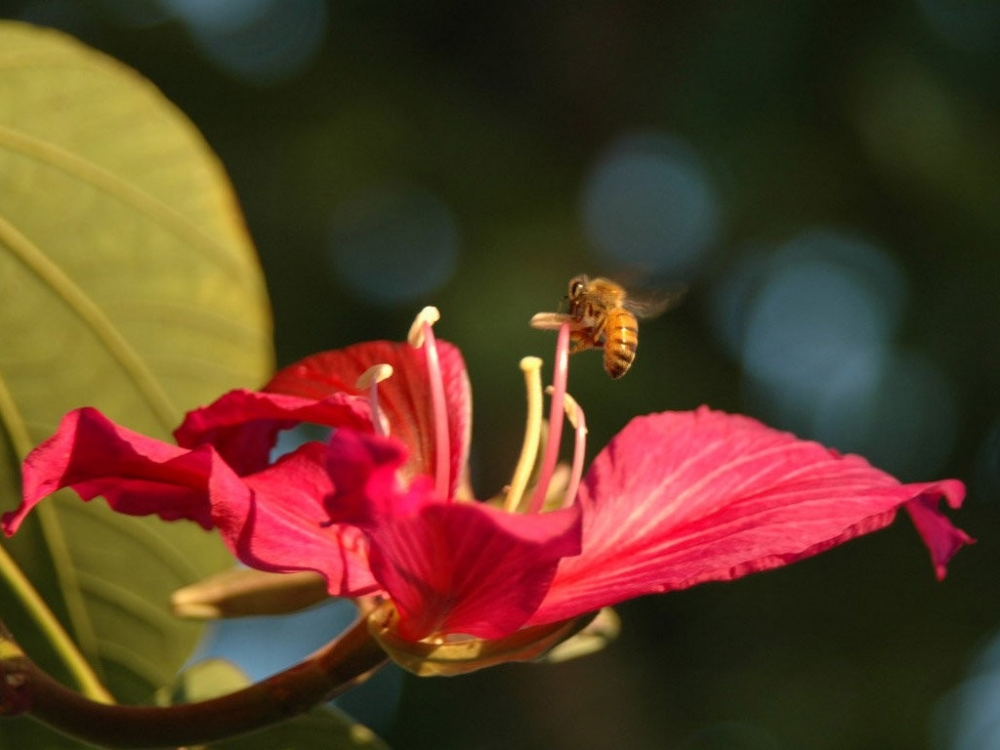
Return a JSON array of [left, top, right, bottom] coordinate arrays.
[[407, 306, 441, 348], [355, 364, 394, 390], [520, 356, 543, 372], [356, 364, 395, 437]]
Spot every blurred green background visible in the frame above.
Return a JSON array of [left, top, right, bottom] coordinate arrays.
[[2, 1, 998, 748]]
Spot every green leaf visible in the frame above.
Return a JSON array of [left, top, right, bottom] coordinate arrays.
[[209, 706, 391, 750], [0, 16, 274, 723]]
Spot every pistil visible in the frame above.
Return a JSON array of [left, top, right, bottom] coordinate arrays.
[[407, 307, 451, 500]]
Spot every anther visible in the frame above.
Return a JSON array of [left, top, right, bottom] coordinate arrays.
[[408, 306, 441, 348], [356, 364, 394, 437]]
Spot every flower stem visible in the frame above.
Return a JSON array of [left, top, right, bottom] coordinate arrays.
[[1, 615, 387, 748]]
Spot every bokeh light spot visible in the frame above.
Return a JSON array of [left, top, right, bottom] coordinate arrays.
[[934, 630, 1000, 750], [812, 349, 958, 477], [712, 228, 955, 474], [971, 417, 1000, 502], [738, 258, 888, 439], [327, 184, 460, 306], [159, 0, 273, 34], [742, 259, 889, 388], [581, 132, 721, 278], [161, 0, 327, 85], [917, 0, 1000, 54]]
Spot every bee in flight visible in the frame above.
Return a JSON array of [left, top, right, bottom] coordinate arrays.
[[531, 274, 681, 379]]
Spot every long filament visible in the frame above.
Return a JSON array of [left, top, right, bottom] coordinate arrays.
[[504, 357, 544, 513], [553, 388, 587, 508], [355, 364, 394, 437], [527, 324, 570, 513], [409, 308, 451, 500]]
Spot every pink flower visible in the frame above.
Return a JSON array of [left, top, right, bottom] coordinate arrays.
[[2, 308, 971, 674]]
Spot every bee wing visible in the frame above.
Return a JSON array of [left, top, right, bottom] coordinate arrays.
[[622, 285, 687, 320]]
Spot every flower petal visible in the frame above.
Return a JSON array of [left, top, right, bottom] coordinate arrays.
[[3, 407, 218, 534], [213, 437, 392, 597], [1, 408, 399, 599], [264, 340, 472, 495], [361, 489, 582, 641], [529, 408, 969, 626], [174, 388, 373, 475], [906, 493, 974, 580]]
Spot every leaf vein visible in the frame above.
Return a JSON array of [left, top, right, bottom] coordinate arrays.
[[0, 124, 247, 278]]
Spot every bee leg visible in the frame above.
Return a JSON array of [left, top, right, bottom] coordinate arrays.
[[569, 328, 600, 353]]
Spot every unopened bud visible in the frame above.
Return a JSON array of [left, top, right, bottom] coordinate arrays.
[[171, 569, 329, 619]]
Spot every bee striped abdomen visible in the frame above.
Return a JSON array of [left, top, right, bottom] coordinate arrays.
[[603, 309, 639, 379]]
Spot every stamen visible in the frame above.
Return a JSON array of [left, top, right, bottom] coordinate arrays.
[[355, 364, 394, 437], [547, 387, 587, 508], [407, 306, 441, 348], [527, 323, 570, 513], [503, 357, 544, 513], [408, 306, 450, 500]]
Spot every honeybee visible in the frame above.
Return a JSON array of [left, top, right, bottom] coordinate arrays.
[[531, 274, 680, 379]]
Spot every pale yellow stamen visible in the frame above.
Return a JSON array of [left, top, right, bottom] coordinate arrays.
[[356, 364, 394, 437], [355, 364, 394, 390], [503, 356, 544, 513], [407, 306, 441, 348]]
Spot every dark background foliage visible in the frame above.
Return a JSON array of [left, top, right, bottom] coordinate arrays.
[[2, 1, 998, 748]]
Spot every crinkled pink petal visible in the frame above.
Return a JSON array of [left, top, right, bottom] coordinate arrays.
[[3, 408, 218, 534], [362, 489, 582, 641], [906, 493, 974, 580], [529, 407, 969, 626], [212, 436, 398, 597], [1, 408, 401, 599], [264, 340, 471, 496], [174, 388, 373, 475]]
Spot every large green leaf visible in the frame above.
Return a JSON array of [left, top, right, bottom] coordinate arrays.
[[211, 706, 390, 750], [0, 17, 274, 726]]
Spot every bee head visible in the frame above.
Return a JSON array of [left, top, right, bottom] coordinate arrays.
[[567, 274, 589, 301]]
